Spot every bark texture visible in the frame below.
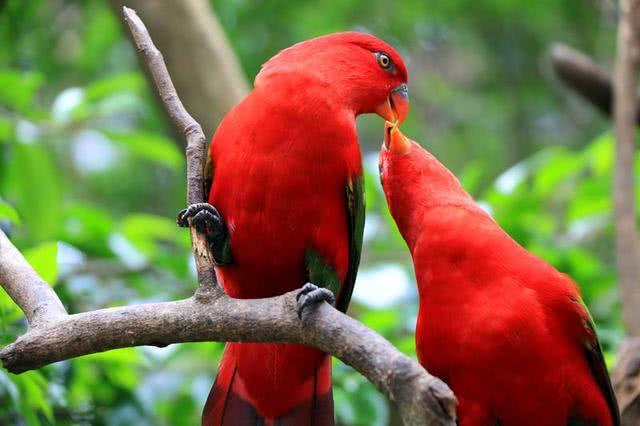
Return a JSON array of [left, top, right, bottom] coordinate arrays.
[[613, 0, 640, 338], [613, 338, 640, 426]]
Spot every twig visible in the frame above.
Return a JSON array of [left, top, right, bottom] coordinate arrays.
[[123, 6, 217, 295], [613, 0, 640, 337], [0, 7, 457, 426]]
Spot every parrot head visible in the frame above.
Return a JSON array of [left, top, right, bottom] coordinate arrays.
[[255, 32, 409, 124]]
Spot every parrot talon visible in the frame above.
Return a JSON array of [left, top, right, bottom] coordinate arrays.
[[176, 203, 233, 266], [176, 203, 220, 228], [296, 283, 335, 320]]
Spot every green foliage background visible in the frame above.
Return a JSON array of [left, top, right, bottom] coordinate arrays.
[[0, 0, 625, 424]]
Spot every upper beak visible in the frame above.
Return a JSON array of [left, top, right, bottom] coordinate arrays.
[[375, 84, 409, 124]]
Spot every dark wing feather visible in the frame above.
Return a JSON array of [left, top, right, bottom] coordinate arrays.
[[335, 175, 365, 313], [583, 324, 621, 426], [572, 297, 621, 426], [203, 150, 214, 202]]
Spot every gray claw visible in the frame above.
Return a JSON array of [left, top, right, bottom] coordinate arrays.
[[296, 283, 335, 320]]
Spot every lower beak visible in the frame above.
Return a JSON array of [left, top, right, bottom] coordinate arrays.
[[384, 121, 411, 155], [375, 84, 410, 124]]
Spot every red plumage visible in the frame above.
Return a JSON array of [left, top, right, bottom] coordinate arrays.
[[202, 33, 408, 425], [379, 126, 619, 426]]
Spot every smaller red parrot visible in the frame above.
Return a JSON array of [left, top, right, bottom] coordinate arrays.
[[378, 123, 620, 426]]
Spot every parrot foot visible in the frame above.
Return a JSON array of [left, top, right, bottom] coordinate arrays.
[[176, 203, 232, 265], [296, 283, 335, 320]]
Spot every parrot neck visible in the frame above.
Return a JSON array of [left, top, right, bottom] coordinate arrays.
[[382, 143, 479, 252]]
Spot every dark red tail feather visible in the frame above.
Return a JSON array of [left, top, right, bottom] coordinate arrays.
[[202, 343, 334, 426]]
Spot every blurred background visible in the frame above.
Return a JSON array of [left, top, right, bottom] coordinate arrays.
[[0, 0, 624, 425]]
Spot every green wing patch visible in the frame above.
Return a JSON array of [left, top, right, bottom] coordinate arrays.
[[568, 417, 598, 426], [305, 248, 341, 296], [304, 176, 364, 313]]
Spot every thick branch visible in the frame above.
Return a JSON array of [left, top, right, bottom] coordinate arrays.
[[550, 42, 640, 123], [2, 296, 457, 425], [613, 0, 640, 337], [0, 231, 455, 426], [0, 231, 66, 327]]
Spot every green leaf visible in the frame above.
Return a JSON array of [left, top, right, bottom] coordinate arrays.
[[0, 199, 20, 224], [68, 348, 142, 407], [2, 143, 63, 242], [459, 160, 485, 196], [84, 73, 145, 103], [361, 308, 400, 335], [23, 242, 58, 285], [0, 116, 13, 142], [586, 132, 613, 176], [567, 179, 611, 220], [120, 213, 187, 255], [533, 148, 582, 196], [104, 131, 183, 170], [11, 370, 53, 425], [62, 203, 114, 256], [0, 70, 43, 112], [0, 287, 22, 327]]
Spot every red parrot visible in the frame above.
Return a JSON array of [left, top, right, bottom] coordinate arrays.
[[378, 124, 620, 426], [178, 33, 408, 425]]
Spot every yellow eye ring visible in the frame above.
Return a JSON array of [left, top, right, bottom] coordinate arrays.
[[377, 52, 392, 70]]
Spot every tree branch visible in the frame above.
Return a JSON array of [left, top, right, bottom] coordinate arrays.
[[549, 42, 640, 123], [0, 7, 457, 426], [0, 231, 67, 327], [0, 274, 455, 425], [613, 0, 640, 337], [550, 43, 615, 116]]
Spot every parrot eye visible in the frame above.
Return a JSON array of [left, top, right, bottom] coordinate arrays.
[[376, 52, 393, 71]]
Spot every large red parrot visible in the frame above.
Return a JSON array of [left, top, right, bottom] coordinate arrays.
[[178, 33, 408, 425], [378, 124, 620, 426]]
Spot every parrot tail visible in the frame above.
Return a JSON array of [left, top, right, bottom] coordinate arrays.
[[202, 342, 335, 426]]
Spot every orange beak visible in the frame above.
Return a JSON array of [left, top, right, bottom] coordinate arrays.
[[375, 84, 409, 124], [384, 121, 411, 155]]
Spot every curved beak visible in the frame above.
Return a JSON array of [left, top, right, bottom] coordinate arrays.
[[375, 84, 409, 124], [384, 121, 411, 155]]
